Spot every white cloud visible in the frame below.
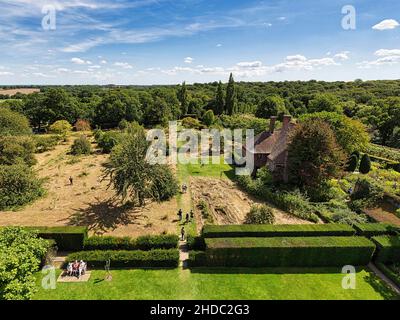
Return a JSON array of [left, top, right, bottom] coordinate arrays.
[[71, 57, 92, 65], [0, 71, 14, 76], [375, 49, 400, 57], [372, 19, 400, 30], [184, 57, 194, 64], [100, 60, 107, 64], [216, 44, 222, 47], [334, 51, 350, 60], [114, 62, 133, 69], [357, 48, 400, 68]]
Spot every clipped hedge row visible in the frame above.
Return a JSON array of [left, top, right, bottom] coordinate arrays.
[[371, 236, 400, 263], [186, 235, 206, 251], [188, 251, 207, 267], [353, 223, 400, 238], [202, 236, 375, 267], [201, 224, 356, 238], [24, 226, 87, 251], [83, 234, 179, 251], [67, 249, 179, 268]]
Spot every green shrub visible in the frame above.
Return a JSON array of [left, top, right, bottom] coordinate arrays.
[[371, 236, 400, 263], [0, 136, 36, 166], [0, 107, 31, 136], [24, 226, 88, 251], [182, 117, 203, 130], [375, 263, 400, 287], [66, 249, 179, 268], [0, 164, 44, 210], [96, 131, 122, 153], [0, 227, 50, 300], [203, 236, 375, 267], [244, 205, 275, 224], [353, 223, 400, 237], [350, 177, 384, 209], [84, 234, 179, 251], [202, 110, 215, 126], [48, 120, 72, 136], [135, 234, 179, 250], [70, 135, 92, 155], [359, 154, 372, 174], [74, 119, 91, 131], [186, 235, 206, 251], [187, 251, 207, 267], [202, 224, 356, 238], [33, 135, 62, 153]]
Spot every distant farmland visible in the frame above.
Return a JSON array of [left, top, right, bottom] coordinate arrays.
[[0, 88, 40, 96]]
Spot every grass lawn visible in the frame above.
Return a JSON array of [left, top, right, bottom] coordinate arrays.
[[177, 156, 235, 181], [34, 267, 398, 300]]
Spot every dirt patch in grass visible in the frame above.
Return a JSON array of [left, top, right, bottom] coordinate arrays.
[[190, 177, 311, 232], [365, 202, 400, 227], [0, 134, 179, 237]]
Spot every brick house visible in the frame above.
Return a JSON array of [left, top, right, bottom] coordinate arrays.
[[243, 115, 295, 182]]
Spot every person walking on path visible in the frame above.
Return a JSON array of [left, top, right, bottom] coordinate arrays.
[[180, 227, 185, 241], [69, 176, 73, 186], [177, 209, 182, 221], [185, 213, 190, 223]]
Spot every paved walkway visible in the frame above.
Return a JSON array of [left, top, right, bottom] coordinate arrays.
[[179, 240, 189, 268], [368, 262, 400, 295]]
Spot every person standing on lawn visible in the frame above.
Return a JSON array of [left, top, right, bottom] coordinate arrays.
[[180, 227, 185, 241]]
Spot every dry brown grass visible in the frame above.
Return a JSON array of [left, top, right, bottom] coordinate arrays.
[[0, 88, 40, 96], [0, 133, 179, 237]]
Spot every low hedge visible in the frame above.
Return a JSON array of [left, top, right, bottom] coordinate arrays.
[[202, 224, 356, 238], [83, 234, 179, 251], [24, 226, 87, 251], [203, 236, 375, 267], [353, 223, 400, 238], [67, 249, 179, 268], [371, 236, 400, 263], [375, 262, 400, 287]]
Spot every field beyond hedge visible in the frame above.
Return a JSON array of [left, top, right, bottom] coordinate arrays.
[[34, 268, 398, 300]]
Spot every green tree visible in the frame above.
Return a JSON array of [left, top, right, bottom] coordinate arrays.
[[359, 154, 372, 174], [202, 110, 215, 126], [225, 73, 236, 115], [0, 136, 36, 166], [300, 112, 370, 155], [0, 164, 44, 210], [70, 135, 92, 155], [215, 81, 225, 115], [0, 227, 49, 300], [177, 81, 188, 116], [244, 205, 275, 224], [105, 123, 178, 206], [48, 120, 72, 136], [0, 108, 31, 136], [255, 95, 287, 119], [308, 93, 342, 113], [288, 119, 346, 188], [346, 154, 359, 172]]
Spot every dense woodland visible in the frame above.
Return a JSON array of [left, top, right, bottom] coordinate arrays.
[[1, 76, 399, 147]]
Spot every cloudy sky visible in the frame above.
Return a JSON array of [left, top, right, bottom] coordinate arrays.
[[1, 0, 400, 85]]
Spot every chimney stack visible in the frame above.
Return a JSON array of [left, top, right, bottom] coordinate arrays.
[[282, 115, 292, 129], [269, 116, 277, 133]]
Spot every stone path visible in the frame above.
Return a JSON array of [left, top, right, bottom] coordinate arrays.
[[368, 262, 400, 295]]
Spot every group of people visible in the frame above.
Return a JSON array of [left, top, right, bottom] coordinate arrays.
[[177, 209, 194, 223], [66, 260, 87, 278]]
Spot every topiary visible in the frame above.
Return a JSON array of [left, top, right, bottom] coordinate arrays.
[[244, 205, 275, 224], [346, 154, 359, 172], [70, 135, 92, 155], [359, 154, 372, 174]]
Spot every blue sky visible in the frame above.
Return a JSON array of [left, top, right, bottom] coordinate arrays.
[[1, 0, 400, 85]]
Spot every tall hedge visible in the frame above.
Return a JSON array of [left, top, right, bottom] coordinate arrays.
[[202, 224, 356, 238], [25, 226, 88, 251], [83, 234, 178, 251], [371, 236, 400, 263], [353, 223, 400, 238], [202, 236, 375, 267], [67, 249, 179, 268]]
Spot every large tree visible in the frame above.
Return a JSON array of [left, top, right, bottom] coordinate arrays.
[[0, 108, 31, 136], [287, 119, 346, 189], [308, 93, 342, 114], [105, 123, 178, 206], [177, 81, 188, 116], [255, 95, 287, 119], [300, 112, 370, 155], [214, 81, 225, 115], [225, 73, 236, 115]]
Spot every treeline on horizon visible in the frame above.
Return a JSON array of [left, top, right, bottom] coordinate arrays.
[[0, 77, 399, 148]]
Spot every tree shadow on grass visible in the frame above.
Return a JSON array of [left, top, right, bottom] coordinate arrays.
[[60, 197, 144, 235]]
